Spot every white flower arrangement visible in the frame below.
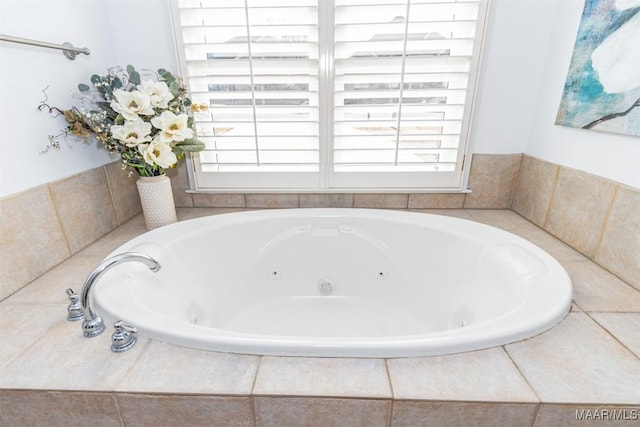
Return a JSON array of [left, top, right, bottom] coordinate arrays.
[[41, 65, 205, 176]]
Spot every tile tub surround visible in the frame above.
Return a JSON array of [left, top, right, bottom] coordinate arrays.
[[1, 209, 640, 427], [0, 163, 141, 301], [184, 153, 522, 210], [513, 155, 640, 291]]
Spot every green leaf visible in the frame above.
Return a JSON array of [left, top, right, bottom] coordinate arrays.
[[169, 81, 180, 95], [126, 65, 136, 74], [78, 83, 90, 92], [183, 98, 192, 106], [159, 69, 173, 81], [128, 70, 141, 85], [175, 140, 205, 152], [90, 74, 101, 84]]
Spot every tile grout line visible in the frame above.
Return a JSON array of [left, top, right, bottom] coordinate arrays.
[[384, 359, 395, 427], [103, 165, 122, 226], [383, 359, 396, 401], [249, 356, 263, 397], [249, 394, 258, 427], [528, 402, 542, 427], [583, 311, 640, 362], [501, 345, 543, 404], [111, 340, 154, 394], [593, 184, 619, 261], [0, 317, 69, 378], [508, 153, 525, 211], [541, 165, 560, 231], [47, 183, 73, 257], [111, 393, 127, 427]]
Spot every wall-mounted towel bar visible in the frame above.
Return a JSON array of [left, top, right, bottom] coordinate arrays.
[[0, 34, 90, 60]]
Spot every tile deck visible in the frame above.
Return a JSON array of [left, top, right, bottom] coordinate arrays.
[[1, 208, 638, 427]]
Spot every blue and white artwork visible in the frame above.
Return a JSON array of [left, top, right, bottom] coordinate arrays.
[[556, 0, 640, 137]]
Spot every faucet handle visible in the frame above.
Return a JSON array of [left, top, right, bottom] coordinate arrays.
[[65, 288, 84, 321], [111, 320, 137, 353]]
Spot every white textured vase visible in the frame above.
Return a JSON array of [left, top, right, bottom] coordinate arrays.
[[136, 175, 177, 230]]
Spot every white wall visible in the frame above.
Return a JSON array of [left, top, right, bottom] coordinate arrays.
[[0, 0, 116, 198], [472, 0, 640, 188], [525, 0, 640, 188], [0, 0, 176, 199], [471, 0, 556, 154], [104, 0, 177, 74]]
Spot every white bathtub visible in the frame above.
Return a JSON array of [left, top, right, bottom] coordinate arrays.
[[93, 208, 572, 358]]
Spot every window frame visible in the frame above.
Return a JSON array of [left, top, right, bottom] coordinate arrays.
[[169, 0, 490, 193]]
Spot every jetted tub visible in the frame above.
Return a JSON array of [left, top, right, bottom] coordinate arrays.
[[92, 208, 572, 358]]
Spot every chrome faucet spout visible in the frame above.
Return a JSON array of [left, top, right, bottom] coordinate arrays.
[[80, 252, 161, 337]]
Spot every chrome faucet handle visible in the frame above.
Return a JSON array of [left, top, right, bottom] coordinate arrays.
[[65, 288, 84, 321], [82, 314, 105, 338], [111, 320, 138, 353]]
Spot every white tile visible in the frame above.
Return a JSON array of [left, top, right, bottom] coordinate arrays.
[[506, 313, 640, 404], [0, 304, 65, 369], [590, 313, 640, 358], [0, 319, 145, 390], [466, 209, 537, 232], [254, 356, 391, 398], [116, 341, 259, 394], [509, 226, 589, 262], [564, 261, 640, 312], [387, 347, 538, 402], [407, 209, 474, 220], [7, 256, 98, 305]]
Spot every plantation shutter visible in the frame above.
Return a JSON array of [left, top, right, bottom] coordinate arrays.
[[174, 0, 322, 189], [332, 0, 483, 188], [172, 0, 487, 191]]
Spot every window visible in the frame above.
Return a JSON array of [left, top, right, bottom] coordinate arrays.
[[171, 0, 488, 191]]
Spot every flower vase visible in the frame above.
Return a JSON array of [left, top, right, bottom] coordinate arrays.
[[136, 174, 177, 230]]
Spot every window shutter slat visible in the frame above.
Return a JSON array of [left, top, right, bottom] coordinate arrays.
[[333, 0, 481, 173], [173, 0, 487, 190], [176, 0, 320, 178]]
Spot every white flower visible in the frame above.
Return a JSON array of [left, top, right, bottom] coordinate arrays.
[[110, 119, 152, 147], [138, 80, 173, 109], [138, 140, 177, 169], [615, 0, 640, 9], [591, 8, 640, 93], [151, 111, 194, 143], [110, 89, 154, 120]]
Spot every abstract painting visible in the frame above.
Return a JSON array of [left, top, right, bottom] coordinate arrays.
[[556, 0, 640, 137]]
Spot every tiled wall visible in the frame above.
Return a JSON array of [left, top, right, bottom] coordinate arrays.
[[513, 155, 640, 290], [174, 153, 523, 210], [0, 162, 141, 301], [10, 389, 633, 427], [2, 152, 638, 301]]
